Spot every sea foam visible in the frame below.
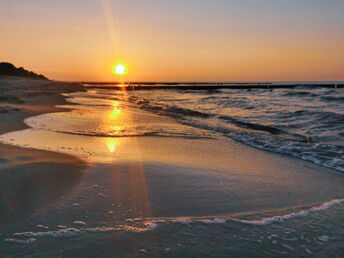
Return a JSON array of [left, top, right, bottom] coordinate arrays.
[[5, 199, 343, 244], [232, 199, 344, 226]]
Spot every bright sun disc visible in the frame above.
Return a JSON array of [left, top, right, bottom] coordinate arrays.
[[113, 64, 126, 75]]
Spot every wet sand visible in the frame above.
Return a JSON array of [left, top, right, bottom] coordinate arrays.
[[1, 77, 344, 257], [0, 77, 87, 226]]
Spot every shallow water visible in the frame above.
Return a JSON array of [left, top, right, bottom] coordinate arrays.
[[40, 85, 344, 171], [1, 85, 344, 256]]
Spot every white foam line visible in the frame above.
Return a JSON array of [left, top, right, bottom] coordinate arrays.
[[5, 238, 37, 244], [121, 221, 158, 233], [5, 199, 343, 244], [84, 227, 119, 233], [232, 199, 344, 226], [7, 222, 159, 244], [169, 218, 193, 224], [13, 228, 81, 238], [183, 218, 227, 224]]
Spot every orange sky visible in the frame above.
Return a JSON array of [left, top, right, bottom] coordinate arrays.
[[1, 0, 343, 82]]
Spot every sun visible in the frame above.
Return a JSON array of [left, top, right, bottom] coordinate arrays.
[[113, 63, 126, 75]]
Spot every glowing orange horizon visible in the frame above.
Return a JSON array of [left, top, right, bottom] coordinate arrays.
[[1, 1, 343, 82]]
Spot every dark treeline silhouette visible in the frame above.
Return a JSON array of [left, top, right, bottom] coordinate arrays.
[[0, 62, 48, 80]]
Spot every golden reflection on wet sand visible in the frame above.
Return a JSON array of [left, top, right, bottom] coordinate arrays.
[[105, 91, 152, 217], [106, 138, 118, 153], [0, 89, 153, 222]]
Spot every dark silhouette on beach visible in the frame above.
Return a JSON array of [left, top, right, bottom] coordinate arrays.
[[0, 62, 48, 80]]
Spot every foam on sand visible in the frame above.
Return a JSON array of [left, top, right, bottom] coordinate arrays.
[[144, 199, 343, 226], [232, 199, 344, 226], [6, 221, 160, 244], [5, 198, 343, 245], [5, 238, 37, 244], [122, 221, 159, 233], [13, 228, 81, 238]]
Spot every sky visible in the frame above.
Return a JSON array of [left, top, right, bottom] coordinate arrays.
[[0, 0, 344, 82]]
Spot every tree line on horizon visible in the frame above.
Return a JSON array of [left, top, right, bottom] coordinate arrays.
[[0, 62, 48, 80]]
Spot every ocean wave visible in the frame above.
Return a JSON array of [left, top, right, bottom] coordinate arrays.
[[320, 96, 344, 103], [128, 89, 344, 172], [283, 91, 319, 98], [131, 97, 344, 171], [135, 100, 214, 119], [218, 115, 285, 135], [228, 131, 344, 172], [181, 119, 344, 171], [6, 199, 343, 244]]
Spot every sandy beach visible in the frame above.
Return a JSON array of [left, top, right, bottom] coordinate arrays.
[[1, 77, 344, 256]]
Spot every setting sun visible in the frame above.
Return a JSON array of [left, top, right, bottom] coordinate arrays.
[[113, 64, 126, 75]]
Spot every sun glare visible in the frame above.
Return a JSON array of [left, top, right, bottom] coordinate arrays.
[[113, 63, 126, 75], [109, 101, 121, 119], [106, 138, 117, 153]]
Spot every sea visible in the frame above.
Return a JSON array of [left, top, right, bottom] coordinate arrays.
[[1, 82, 344, 256]]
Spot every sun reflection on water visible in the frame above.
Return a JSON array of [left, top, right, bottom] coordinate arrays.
[[104, 94, 152, 217], [106, 138, 118, 153], [110, 101, 121, 119]]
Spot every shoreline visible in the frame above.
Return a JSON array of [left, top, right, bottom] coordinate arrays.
[[0, 76, 84, 134]]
